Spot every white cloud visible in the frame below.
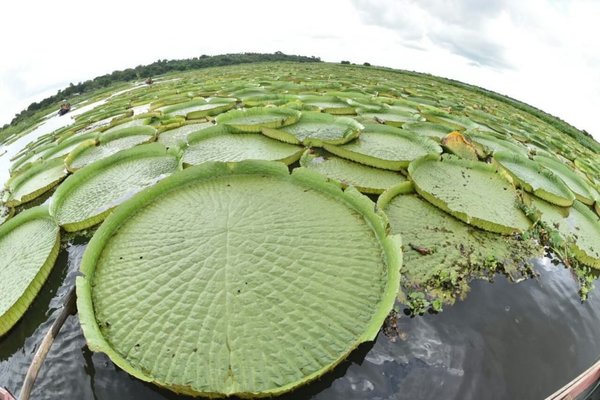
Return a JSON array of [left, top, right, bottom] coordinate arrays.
[[350, 0, 600, 139]]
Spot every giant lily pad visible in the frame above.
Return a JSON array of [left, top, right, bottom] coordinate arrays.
[[494, 151, 575, 207], [378, 182, 541, 303], [420, 110, 477, 131], [5, 158, 68, 207], [65, 125, 156, 171], [408, 155, 531, 234], [0, 206, 60, 336], [50, 143, 181, 232], [300, 95, 355, 115], [40, 131, 100, 161], [262, 111, 363, 146], [102, 117, 154, 135], [323, 123, 442, 170], [402, 121, 455, 140], [157, 121, 214, 148], [533, 155, 599, 206], [300, 149, 406, 194], [529, 197, 600, 268], [182, 126, 304, 166], [161, 98, 237, 119], [467, 130, 528, 156], [215, 107, 301, 132], [77, 160, 400, 397], [357, 108, 419, 127]]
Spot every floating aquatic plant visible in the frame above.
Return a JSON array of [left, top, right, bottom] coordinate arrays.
[[323, 123, 442, 170], [76, 160, 401, 397], [50, 143, 181, 232], [182, 125, 304, 166], [300, 148, 406, 194], [408, 154, 531, 234], [0, 206, 60, 336]]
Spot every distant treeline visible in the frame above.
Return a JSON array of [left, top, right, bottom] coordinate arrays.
[[2, 52, 321, 130]]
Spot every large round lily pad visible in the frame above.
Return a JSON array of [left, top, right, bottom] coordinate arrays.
[[530, 197, 600, 268], [378, 182, 541, 302], [215, 107, 301, 132], [50, 143, 181, 232], [533, 154, 599, 206], [358, 109, 419, 127], [65, 125, 157, 171], [262, 111, 363, 146], [40, 131, 99, 161], [0, 206, 60, 336], [408, 155, 531, 234], [402, 121, 456, 140], [5, 158, 68, 207], [161, 98, 237, 119], [467, 130, 528, 156], [323, 123, 442, 170], [494, 151, 575, 207], [157, 121, 213, 148], [182, 126, 304, 166], [300, 95, 355, 115], [300, 149, 406, 194], [77, 160, 400, 397]]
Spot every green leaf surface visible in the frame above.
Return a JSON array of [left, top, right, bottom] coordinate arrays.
[[182, 126, 303, 166], [77, 160, 400, 397], [161, 98, 237, 119], [262, 111, 363, 146], [323, 123, 442, 170], [6, 158, 68, 207], [300, 95, 356, 115], [378, 182, 541, 303], [102, 118, 152, 135], [40, 132, 100, 161], [50, 143, 181, 232], [66, 126, 156, 171], [0, 206, 60, 336], [300, 149, 406, 194], [467, 130, 528, 156], [157, 121, 214, 148], [533, 155, 599, 206], [421, 111, 476, 131], [215, 107, 301, 132], [408, 155, 531, 234], [357, 109, 419, 126], [530, 197, 600, 268], [494, 151, 575, 207], [402, 121, 455, 140]]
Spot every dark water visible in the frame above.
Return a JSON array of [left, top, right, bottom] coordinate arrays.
[[2, 239, 600, 399]]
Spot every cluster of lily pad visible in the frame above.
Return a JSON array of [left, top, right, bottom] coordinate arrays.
[[1, 62, 599, 397]]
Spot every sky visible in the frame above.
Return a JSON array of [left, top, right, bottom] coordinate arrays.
[[1, 0, 599, 141]]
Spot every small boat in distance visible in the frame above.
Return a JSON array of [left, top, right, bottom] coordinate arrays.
[[58, 102, 71, 116]]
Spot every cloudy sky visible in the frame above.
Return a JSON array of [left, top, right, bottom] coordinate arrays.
[[1, 0, 599, 140]]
